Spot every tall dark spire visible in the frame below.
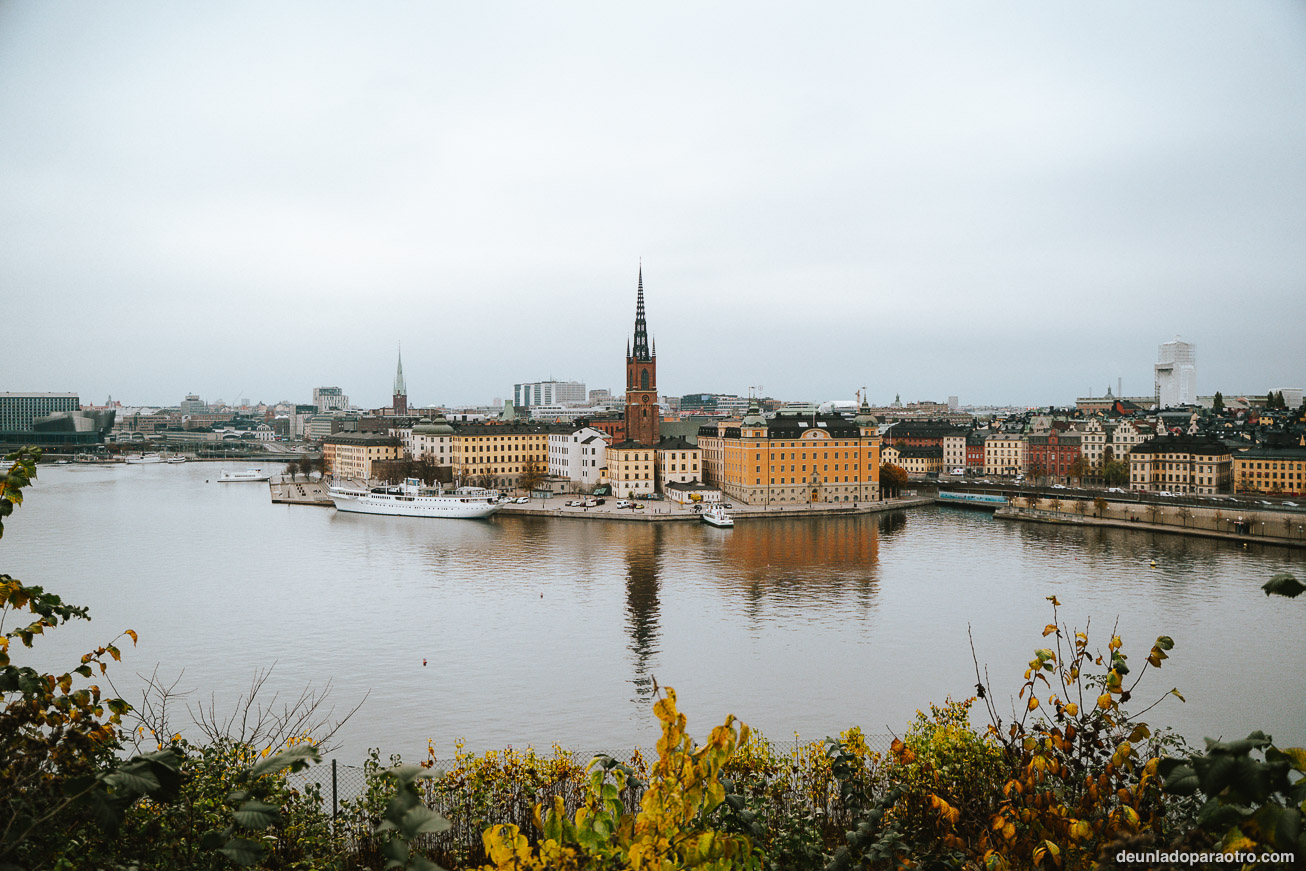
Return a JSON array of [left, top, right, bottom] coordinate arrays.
[[632, 265, 651, 361]]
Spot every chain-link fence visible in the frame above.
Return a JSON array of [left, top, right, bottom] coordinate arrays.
[[288, 735, 898, 866]]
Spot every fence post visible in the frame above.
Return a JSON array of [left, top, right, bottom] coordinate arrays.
[[332, 758, 338, 822]]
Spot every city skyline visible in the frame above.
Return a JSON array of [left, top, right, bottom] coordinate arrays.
[[3, 2, 1304, 406]]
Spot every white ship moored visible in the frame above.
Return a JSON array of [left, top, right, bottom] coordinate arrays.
[[329, 478, 502, 519], [701, 504, 734, 528], [125, 453, 164, 464], [218, 469, 272, 482]]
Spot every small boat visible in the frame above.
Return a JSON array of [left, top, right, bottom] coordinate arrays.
[[166, 456, 187, 464], [329, 478, 501, 519], [701, 504, 734, 528], [217, 469, 272, 483]]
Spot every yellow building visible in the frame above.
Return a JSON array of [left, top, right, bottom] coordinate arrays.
[[451, 423, 567, 490], [984, 434, 1027, 477], [606, 442, 658, 497], [323, 433, 402, 481], [696, 398, 881, 505], [895, 447, 943, 477], [1232, 446, 1306, 495], [656, 437, 701, 491], [1128, 435, 1231, 494]]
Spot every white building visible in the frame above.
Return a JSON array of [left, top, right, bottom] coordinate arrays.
[[513, 380, 587, 408], [548, 426, 608, 489], [1154, 339, 1196, 407], [409, 413, 455, 469], [313, 387, 348, 412], [527, 404, 615, 422]]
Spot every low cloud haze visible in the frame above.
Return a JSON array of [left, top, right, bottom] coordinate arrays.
[[3, 2, 1303, 408]]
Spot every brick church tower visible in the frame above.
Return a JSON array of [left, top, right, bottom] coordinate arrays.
[[392, 345, 408, 416], [624, 266, 660, 445]]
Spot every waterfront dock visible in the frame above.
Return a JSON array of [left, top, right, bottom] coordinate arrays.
[[269, 475, 337, 507], [996, 499, 1306, 549], [496, 494, 932, 522]]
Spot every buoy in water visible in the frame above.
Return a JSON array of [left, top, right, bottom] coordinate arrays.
[[422, 659, 427, 666], [1150, 560, 1157, 568]]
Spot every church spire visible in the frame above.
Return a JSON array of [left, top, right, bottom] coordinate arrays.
[[632, 264, 651, 361], [393, 344, 406, 396]]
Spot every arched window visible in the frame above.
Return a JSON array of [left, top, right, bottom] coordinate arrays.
[[641, 369, 649, 390]]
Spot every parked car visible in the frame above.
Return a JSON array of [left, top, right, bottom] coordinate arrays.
[[1051, 484, 1066, 489], [515, 496, 529, 504], [565, 500, 580, 507], [615, 500, 631, 509], [593, 498, 605, 505], [632, 503, 644, 510], [1107, 487, 1126, 493], [583, 499, 597, 507]]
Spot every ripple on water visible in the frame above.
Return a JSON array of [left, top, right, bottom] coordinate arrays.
[[7, 466, 1304, 762]]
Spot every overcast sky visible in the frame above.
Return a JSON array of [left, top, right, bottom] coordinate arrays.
[[3, 2, 1304, 409]]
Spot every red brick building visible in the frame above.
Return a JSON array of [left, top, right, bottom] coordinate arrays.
[[623, 267, 660, 446], [1027, 431, 1081, 481]]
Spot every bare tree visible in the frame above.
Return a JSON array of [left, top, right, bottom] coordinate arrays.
[[114, 665, 366, 755]]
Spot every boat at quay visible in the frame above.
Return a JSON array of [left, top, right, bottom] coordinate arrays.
[[701, 504, 734, 527], [218, 469, 272, 483], [328, 477, 501, 518]]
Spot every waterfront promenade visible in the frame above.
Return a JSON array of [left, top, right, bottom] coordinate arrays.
[[266, 476, 932, 519], [497, 493, 932, 522]]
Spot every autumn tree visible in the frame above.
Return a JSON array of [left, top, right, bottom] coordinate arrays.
[[517, 458, 546, 494], [879, 463, 908, 498]]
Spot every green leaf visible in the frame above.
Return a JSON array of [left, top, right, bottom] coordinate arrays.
[[409, 858, 448, 871], [232, 800, 281, 830], [103, 763, 160, 796], [1159, 761, 1200, 796], [400, 804, 451, 837], [1263, 573, 1305, 598], [382, 837, 409, 864], [218, 837, 266, 867], [1154, 635, 1175, 650], [248, 743, 320, 779]]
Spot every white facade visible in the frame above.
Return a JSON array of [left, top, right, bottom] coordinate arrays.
[[943, 434, 966, 470], [514, 380, 587, 408], [1155, 339, 1196, 407], [313, 387, 348, 412], [548, 426, 608, 489], [527, 404, 615, 422]]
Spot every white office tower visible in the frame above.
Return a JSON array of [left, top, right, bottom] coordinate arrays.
[[1154, 339, 1196, 408]]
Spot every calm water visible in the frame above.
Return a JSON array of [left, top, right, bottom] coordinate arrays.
[[7, 463, 1305, 764]]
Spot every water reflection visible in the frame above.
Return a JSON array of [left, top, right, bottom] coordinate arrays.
[[705, 514, 886, 631], [624, 525, 664, 703]]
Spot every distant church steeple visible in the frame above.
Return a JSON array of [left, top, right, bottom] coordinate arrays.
[[632, 264, 651, 361], [392, 345, 408, 416], [624, 265, 659, 445]]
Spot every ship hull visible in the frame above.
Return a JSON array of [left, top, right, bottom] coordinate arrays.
[[331, 495, 500, 519]]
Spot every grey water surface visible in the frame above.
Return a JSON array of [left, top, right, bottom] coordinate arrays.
[[7, 463, 1303, 766]]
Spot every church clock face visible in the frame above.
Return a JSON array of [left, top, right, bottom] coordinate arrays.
[[641, 395, 650, 403]]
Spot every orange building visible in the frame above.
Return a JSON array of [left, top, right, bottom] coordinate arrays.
[[697, 398, 881, 505]]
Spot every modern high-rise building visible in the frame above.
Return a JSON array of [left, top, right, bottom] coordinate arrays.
[[1154, 338, 1196, 408], [0, 393, 114, 450], [313, 386, 348, 412], [179, 394, 206, 415], [0, 393, 80, 432], [513, 380, 587, 408]]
